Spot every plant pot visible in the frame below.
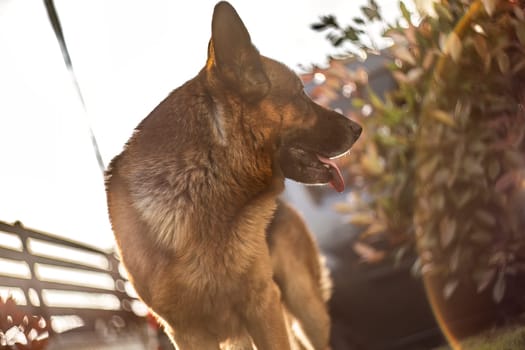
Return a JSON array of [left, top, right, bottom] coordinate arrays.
[[422, 273, 497, 346]]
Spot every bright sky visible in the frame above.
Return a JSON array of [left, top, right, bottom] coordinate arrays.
[[0, 0, 409, 251]]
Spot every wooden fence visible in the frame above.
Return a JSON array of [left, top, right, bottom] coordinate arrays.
[[0, 220, 144, 338]]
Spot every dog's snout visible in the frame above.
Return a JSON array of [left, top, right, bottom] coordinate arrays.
[[345, 119, 362, 141], [351, 122, 362, 137]]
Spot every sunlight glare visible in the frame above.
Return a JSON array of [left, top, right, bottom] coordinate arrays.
[[28, 238, 109, 270], [50, 315, 85, 333], [34, 264, 115, 291], [0, 287, 27, 305], [0, 258, 31, 279], [0, 231, 23, 251], [42, 290, 120, 310]]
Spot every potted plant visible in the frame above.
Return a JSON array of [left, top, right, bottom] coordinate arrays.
[[0, 296, 49, 349], [310, 0, 525, 341]]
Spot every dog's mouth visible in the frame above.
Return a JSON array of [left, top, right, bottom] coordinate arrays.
[[281, 147, 347, 193], [316, 154, 346, 193], [278, 110, 361, 192]]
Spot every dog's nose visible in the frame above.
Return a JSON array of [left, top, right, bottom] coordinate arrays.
[[350, 122, 362, 137]]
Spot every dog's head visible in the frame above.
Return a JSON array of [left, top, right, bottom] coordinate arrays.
[[206, 2, 362, 192]]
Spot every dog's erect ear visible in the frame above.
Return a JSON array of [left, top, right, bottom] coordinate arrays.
[[208, 1, 270, 101]]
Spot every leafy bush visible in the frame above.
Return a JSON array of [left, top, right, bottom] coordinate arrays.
[[310, 0, 525, 302], [0, 296, 49, 349]]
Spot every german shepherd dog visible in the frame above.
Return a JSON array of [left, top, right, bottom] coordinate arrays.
[[105, 2, 361, 349]]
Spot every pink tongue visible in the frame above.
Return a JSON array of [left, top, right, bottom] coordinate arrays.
[[316, 155, 345, 193]]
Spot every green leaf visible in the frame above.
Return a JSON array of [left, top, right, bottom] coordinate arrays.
[[463, 156, 484, 176], [456, 189, 473, 208], [434, 168, 451, 186], [421, 262, 436, 275], [367, 87, 384, 110], [344, 27, 360, 41], [406, 68, 424, 83], [353, 17, 366, 25], [469, 140, 486, 153], [434, 3, 454, 23], [361, 6, 380, 21], [473, 35, 488, 60], [333, 37, 345, 47], [495, 171, 518, 192], [433, 192, 445, 211], [391, 46, 416, 65], [514, 21, 525, 46], [422, 51, 435, 70], [411, 258, 422, 277], [482, 0, 498, 17], [514, 6, 525, 21], [383, 109, 404, 126], [361, 149, 385, 175], [352, 98, 366, 109], [399, 1, 412, 26], [394, 245, 409, 266], [333, 202, 353, 213], [475, 210, 497, 227], [311, 22, 328, 30], [484, 52, 492, 73], [439, 216, 456, 248], [454, 98, 472, 126], [419, 155, 441, 182], [323, 15, 339, 27], [493, 270, 505, 303], [505, 149, 523, 167], [490, 251, 506, 265], [392, 71, 408, 84], [429, 109, 456, 127], [444, 32, 462, 62], [497, 52, 510, 73], [349, 212, 375, 226], [512, 59, 525, 74], [471, 230, 493, 244], [450, 247, 460, 272], [474, 268, 496, 293], [443, 279, 459, 299], [488, 159, 500, 180], [361, 222, 387, 237]]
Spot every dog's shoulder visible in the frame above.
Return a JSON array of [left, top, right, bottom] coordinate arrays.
[[106, 74, 222, 244]]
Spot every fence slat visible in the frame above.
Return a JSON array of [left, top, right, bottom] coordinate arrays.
[[0, 220, 143, 336], [0, 222, 107, 255], [0, 246, 110, 275]]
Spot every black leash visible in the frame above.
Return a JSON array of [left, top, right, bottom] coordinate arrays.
[[43, 0, 106, 175]]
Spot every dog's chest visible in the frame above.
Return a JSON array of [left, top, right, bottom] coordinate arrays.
[[153, 259, 256, 334]]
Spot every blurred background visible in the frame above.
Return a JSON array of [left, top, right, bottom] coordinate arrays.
[[2, 0, 525, 349]]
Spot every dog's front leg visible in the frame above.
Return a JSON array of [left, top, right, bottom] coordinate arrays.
[[245, 282, 291, 350]]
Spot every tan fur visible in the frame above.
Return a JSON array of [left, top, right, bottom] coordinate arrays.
[[105, 2, 361, 350]]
